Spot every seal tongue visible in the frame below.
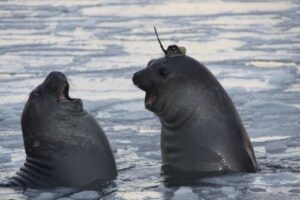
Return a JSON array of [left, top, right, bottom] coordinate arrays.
[[146, 91, 158, 106]]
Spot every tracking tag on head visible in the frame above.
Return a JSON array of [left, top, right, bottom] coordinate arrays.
[[154, 26, 186, 57]]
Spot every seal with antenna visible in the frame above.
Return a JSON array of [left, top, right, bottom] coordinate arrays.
[[154, 26, 186, 58]]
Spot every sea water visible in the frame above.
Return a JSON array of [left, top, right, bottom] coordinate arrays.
[[0, 0, 299, 199]]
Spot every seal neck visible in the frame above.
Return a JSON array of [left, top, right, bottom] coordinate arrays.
[[159, 105, 198, 130], [58, 98, 85, 115]]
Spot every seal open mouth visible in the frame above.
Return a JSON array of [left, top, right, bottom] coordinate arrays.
[[58, 82, 72, 102], [145, 89, 158, 108]]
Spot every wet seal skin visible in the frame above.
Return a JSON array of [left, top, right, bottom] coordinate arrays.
[[9, 71, 117, 188], [132, 27, 259, 185]]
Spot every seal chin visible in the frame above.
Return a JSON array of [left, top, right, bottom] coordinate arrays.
[[58, 82, 73, 103]]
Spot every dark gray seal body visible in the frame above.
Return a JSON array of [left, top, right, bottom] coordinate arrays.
[[10, 71, 117, 188], [132, 54, 258, 179]]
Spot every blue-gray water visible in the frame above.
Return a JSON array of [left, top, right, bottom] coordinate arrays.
[[0, 0, 299, 199]]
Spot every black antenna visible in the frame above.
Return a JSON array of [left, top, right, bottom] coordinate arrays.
[[154, 26, 167, 55]]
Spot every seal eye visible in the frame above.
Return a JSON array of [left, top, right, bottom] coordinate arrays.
[[159, 67, 168, 77], [30, 90, 41, 99], [33, 90, 41, 96]]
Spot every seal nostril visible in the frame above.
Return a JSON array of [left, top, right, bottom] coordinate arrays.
[[132, 71, 152, 92], [132, 74, 140, 85]]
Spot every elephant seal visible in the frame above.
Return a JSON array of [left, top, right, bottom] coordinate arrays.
[[9, 71, 117, 188], [132, 28, 258, 181]]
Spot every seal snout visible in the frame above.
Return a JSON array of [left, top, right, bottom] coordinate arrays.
[[132, 72, 141, 88], [132, 71, 150, 91]]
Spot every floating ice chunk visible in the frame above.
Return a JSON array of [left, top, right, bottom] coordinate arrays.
[[56, 198, 73, 200], [265, 141, 287, 153], [201, 189, 210, 194], [144, 151, 161, 160], [220, 186, 240, 199], [268, 68, 297, 85], [260, 172, 300, 187], [70, 191, 100, 200], [83, 19, 98, 29], [32, 192, 55, 200], [172, 187, 199, 200], [221, 186, 235, 194], [252, 136, 290, 143], [56, 22, 77, 31], [118, 191, 160, 200], [61, 6, 79, 14]]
